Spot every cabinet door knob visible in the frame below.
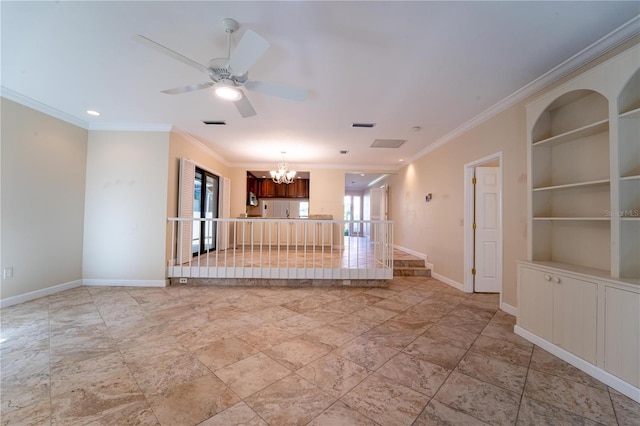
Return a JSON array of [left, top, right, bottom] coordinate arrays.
[[552, 276, 561, 284], [544, 274, 552, 281]]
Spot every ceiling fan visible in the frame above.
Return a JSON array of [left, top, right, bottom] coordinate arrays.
[[135, 18, 308, 118]]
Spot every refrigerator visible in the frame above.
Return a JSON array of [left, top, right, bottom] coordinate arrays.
[[260, 200, 300, 218]]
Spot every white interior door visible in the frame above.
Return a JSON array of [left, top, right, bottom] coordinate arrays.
[[369, 186, 388, 243], [474, 167, 501, 292]]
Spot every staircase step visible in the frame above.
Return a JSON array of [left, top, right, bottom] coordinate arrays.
[[393, 259, 426, 268], [393, 266, 431, 277]]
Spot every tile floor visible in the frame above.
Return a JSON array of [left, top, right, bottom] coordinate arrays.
[[1, 276, 638, 425]]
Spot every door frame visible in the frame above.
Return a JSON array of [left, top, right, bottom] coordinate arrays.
[[463, 152, 503, 295]]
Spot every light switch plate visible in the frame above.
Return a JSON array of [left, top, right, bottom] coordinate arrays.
[[3, 267, 13, 279]]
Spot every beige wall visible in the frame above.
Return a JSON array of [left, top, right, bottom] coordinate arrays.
[[83, 130, 169, 283], [389, 106, 528, 307], [309, 169, 345, 221], [1, 98, 88, 300]]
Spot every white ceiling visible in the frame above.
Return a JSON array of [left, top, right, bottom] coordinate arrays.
[[2, 1, 639, 186]]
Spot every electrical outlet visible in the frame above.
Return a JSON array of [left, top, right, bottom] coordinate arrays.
[[179, 278, 188, 284], [3, 267, 14, 279]]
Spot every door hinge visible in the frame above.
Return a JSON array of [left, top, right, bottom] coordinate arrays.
[[472, 268, 476, 275], [472, 177, 477, 184], [472, 223, 476, 230]]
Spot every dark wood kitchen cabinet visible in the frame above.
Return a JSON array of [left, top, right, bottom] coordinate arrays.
[[288, 179, 309, 198], [259, 179, 277, 198], [253, 177, 309, 199], [247, 173, 258, 195]]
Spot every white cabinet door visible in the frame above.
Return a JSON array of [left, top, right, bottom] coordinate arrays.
[[604, 286, 640, 387], [518, 264, 598, 364], [238, 221, 252, 246], [552, 274, 598, 364], [290, 222, 305, 246], [518, 266, 554, 340]]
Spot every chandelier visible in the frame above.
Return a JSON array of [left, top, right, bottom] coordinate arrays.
[[270, 152, 297, 184]]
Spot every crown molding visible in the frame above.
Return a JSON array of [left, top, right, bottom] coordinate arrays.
[[1, 86, 89, 129], [232, 162, 399, 172], [407, 15, 640, 165], [1, 86, 173, 133], [172, 129, 230, 167], [89, 123, 173, 132]]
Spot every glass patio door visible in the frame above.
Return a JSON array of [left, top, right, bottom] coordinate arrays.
[[344, 195, 362, 236], [193, 168, 219, 255]]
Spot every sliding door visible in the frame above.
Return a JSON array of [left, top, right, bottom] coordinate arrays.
[[193, 168, 219, 255]]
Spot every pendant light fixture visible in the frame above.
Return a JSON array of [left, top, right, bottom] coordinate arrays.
[[270, 152, 296, 184]]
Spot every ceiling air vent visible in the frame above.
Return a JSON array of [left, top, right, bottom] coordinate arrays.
[[351, 123, 376, 128], [202, 120, 226, 125], [371, 139, 406, 148]]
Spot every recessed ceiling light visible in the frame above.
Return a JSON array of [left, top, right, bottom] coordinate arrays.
[[86, 110, 100, 116], [340, 150, 349, 154], [399, 159, 404, 162], [411, 126, 421, 132], [360, 173, 365, 176]]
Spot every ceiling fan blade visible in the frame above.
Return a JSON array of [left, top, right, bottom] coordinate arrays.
[[134, 34, 209, 74], [227, 30, 270, 76], [233, 91, 257, 118], [245, 80, 308, 102], [161, 82, 214, 95]]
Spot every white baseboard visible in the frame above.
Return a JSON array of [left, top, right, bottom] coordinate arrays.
[[83, 279, 168, 287], [429, 267, 465, 292], [393, 244, 426, 260], [0, 279, 82, 308], [500, 302, 518, 316], [514, 325, 640, 404]]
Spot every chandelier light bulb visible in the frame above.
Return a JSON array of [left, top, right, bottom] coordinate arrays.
[[271, 152, 296, 184]]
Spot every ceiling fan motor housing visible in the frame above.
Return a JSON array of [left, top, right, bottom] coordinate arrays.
[[207, 58, 247, 84]]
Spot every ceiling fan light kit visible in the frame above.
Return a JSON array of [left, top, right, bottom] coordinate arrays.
[[214, 80, 242, 101], [135, 17, 308, 118]]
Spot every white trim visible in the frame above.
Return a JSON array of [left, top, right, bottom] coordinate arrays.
[[429, 266, 465, 292], [393, 244, 427, 261], [0, 280, 82, 308], [89, 123, 172, 132], [500, 302, 518, 317], [463, 152, 504, 294], [515, 325, 640, 404], [407, 15, 640, 164], [83, 279, 168, 287], [173, 129, 230, 167], [1, 87, 89, 129]]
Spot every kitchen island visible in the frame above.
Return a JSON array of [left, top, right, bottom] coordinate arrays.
[[234, 215, 335, 248]]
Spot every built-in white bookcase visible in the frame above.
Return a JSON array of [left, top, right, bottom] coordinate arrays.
[[617, 68, 640, 278], [517, 45, 640, 403], [530, 90, 612, 273]]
